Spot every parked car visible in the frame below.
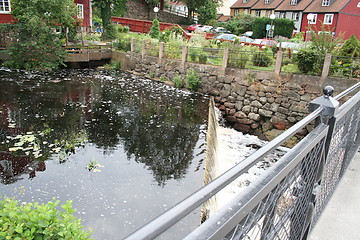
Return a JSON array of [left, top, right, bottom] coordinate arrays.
[[209, 27, 231, 34], [212, 33, 239, 42], [277, 41, 305, 50], [237, 36, 254, 44], [252, 39, 277, 47], [186, 24, 201, 32], [242, 31, 253, 38], [197, 25, 213, 32]]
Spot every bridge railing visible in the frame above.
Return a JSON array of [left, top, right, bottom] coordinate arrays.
[[124, 82, 360, 240]]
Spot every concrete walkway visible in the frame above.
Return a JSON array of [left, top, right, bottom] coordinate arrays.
[[308, 151, 360, 240]]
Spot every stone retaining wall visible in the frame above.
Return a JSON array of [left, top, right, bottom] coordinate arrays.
[[112, 51, 358, 143]]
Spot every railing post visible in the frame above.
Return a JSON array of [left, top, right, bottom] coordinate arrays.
[[141, 40, 146, 61], [275, 50, 283, 75], [159, 42, 164, 65], [321, 53, 332, 79], [300, 86, 340, 239], [221, 47, 229, 75], [131, 38, 135, 52], [181, 45, 188, 70]]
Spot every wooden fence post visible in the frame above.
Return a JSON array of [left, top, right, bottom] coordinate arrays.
[[131, 38, 135, 52], [221, 48, 229, 75], [159, 42, 164, 65], [321, 53, 332, 79], [141, 40, 146, 61], [275, 51, 283, 75], [181, 45, 188, 70]]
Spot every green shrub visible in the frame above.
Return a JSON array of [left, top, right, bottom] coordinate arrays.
[[294, 48, 322, 74], [229, 51, 249, 68], [252, 51, 272, 67], [105, 23, 118, 40], [150, 19, 160, 39], [0, 197, 93, 239], [188, 48, 208, 64], [115, 36, 131, 52], [186, 69, 201, 91], [253, 17, 294, 39], [173, 76, 183, 88]]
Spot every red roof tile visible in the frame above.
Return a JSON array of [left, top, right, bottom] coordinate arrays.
[[276, 0, 314, 11], [231, 0, 261, 9], [304, 0, 352, 13], [252, 0, 286, 9]]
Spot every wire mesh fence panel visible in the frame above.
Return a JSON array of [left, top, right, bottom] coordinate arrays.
[[312, 96, 360, 227], [187, 46, 208, 64], [225, 136, 326, 240], [281, 51, 300, 74], [164, 44, 183, 60], [133, 39, 142, 54], [114, 37, 132, 52], [330, 55, 360, 78], [228, 50, 276, 71], [146, 41, 160, 57], [203, 47, 224, 66]]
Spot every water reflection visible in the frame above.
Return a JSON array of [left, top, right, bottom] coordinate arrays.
[[0, 68, 208, 239], [0, 69, 208, 186]]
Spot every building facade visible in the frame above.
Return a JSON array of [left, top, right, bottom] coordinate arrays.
[[301, 0, 360, 40], [0, 0, 92, 31]]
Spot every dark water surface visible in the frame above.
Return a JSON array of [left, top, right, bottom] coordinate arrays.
[[0, 68, 209, 239]]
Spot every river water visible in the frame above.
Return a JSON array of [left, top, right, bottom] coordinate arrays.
[[0, 68, 209, 239]]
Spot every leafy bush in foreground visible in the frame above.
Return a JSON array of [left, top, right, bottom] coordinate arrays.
[[0, 197, 93, 240]]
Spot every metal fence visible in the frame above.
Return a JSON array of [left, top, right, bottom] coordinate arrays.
[[124, 82, 360, 240]]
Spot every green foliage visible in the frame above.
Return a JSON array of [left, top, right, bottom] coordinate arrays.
[[294, 48, 322, 74], [307, 24, 343, 55], [3, 0, 77, 71], [217, 14, 255, 36], [92, 0, 128, 40], [173, 76, 183, 88], [150, 19, 160, 39], [291, 32, 305, 43], [197, 0, 218, 25], [114, 35, 132, 51], [116, 24, 130, 33], [339, 35, 360, 57], [229, 51, 249, 68], [189, 48, 208, 64], [159, 26, 184, 43], [252, 51, 272, 67], [186, 69, 201, 91], [253, 17, 294, 39], [0, 197, 93, 239], [105, 23, 118, 40]]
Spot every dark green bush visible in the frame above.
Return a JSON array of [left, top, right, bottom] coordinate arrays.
[[186, 69, 201, 91], [150, 19, 160, 39], [253, 17, 294, 39], [173, 76, 183, 88], [294, 48, 322, 74], [0, 197, 93, 239], [252, 51, 272, 67]]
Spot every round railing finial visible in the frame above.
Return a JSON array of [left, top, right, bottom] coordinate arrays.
[[323, 86, 334, 98]]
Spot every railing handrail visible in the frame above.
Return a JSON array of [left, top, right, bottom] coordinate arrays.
[[125, 82, 360, 240], [124, 107, 326, 240]]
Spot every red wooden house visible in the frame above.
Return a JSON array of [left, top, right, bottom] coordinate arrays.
[[0, 0, 92, 31], [301, 0, 360, 40]]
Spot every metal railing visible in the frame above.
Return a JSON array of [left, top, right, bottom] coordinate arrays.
[[124, 83, 360, 240]]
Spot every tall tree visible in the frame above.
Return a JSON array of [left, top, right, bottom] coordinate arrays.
[[3, 0, 77, 71], [197, 0, 218, 25], [92, 0, 127, 39]]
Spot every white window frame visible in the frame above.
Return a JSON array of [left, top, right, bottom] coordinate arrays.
[[290, 0, 297, 5], [0, 0, 11, 13], [77, 4, 84, 19], [308, 14, 317, 24], [255, 10, 261, 17], [242, 0, 248, 3], [322, 0, 330, 6], [265, 0, 270, 4], [279, 12, 286, 18], [234, 9, 240, 16], [292, 12, 300, 21], [324, 14, 334, 24]]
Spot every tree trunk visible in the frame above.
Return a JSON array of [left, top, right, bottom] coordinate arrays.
[[101, 1, 112, 39]]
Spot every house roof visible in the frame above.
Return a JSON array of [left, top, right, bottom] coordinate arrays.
[[230, 0, 260, 9], [252, 0, 286, 10], [218, 14, 232, 21], [304, 0, 352, 13], [276, 0, 314, 11]]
